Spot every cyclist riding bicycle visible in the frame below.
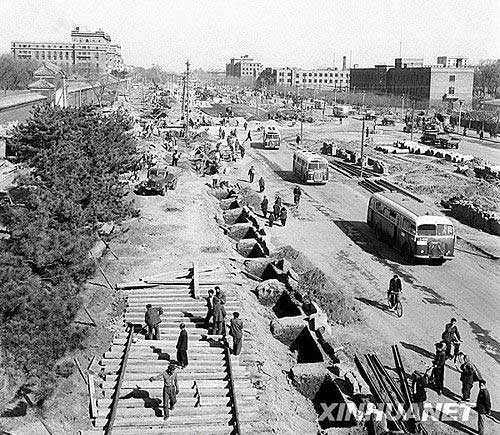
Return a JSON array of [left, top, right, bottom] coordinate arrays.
[[388, 274, 402, 311]]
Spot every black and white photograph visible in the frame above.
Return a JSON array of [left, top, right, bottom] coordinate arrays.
[[0, 1, 499, 434]]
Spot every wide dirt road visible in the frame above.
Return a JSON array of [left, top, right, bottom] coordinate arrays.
[[241, 129, 500, 432]]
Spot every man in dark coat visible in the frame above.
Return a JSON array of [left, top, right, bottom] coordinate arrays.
[[412, 371, 428, 426], [460, 358, 475, 401], [268, 212, 275, 227], [145, 304, 163, 340], [204, 289, 215, 330], [149, 364, 179, 420], [258, 177, 265, 192], [280, 207, 288, 226], [388, 275, 402, 311], [229, 312, 243, 356], [432, 342, 446, 395], [261, 196, 269, 218], [176, 323, 188, 368], [293, 185, 302, 206], [213, 297, 226, 336], [248, 166, 255, 183], [273, 201, 281, 219], [442, 318, 461, 359], [475, 380, 491, 435]]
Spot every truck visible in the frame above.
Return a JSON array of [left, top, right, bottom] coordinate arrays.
[[135, 167, 180, 196], [420, 130, 459, 149], [262, 125, 281, 149]]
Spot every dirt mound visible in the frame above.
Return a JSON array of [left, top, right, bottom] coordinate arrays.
[[298, 268, 356, 325], [236, 186, 262, 210], [271, 245, 315, 274], [271, 246, 357, 325]]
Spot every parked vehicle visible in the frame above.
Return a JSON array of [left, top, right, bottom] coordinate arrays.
[[333, 105, 350, 118], [420, 130, 459, 149], [292, 150, 329, 184], [367, 192, 456, 263], [381, 116, 396, 126], [135, 167, 179, 195], [262, 125, 281, 149]]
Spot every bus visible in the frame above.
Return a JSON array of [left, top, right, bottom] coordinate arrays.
[[262, 125, 281, 149], [333, 105, 350, 118], [292, 150, 329, 184], [367, 192, 456, 263]]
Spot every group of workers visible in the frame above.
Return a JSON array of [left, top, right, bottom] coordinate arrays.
[[144, 286, 244, 421]]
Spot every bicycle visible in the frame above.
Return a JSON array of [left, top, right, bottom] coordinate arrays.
[[387, 292, 403, 317]]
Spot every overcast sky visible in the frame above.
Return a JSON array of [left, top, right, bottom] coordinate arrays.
[[1, 0, 498, 72]]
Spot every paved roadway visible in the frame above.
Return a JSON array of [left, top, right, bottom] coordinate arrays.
[[241, 130, 500, 431]]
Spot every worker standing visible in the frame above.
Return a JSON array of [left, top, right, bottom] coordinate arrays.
[[176, 323, 188, 368], [460, 356, 475, 402], [245, 129, 252, 142], [215, 286, 226, 305], [248, 166, 255, 183], [273, 201, 281, 220], [149, 364, 179, 420], [475, 380, 491, 435], [204, 289, 215, 330], [229, 312, 244, 356], [268, 211, 275, 227], [145, 304, 163, 340], [432, 342, 446, 395], [293, 185, 302, 206], [213, 297, 226, 336], [280, 207, 288, 226], [258, 177, 265, 192], [261, 196, 269, 218], [388, 274, 402, 311]]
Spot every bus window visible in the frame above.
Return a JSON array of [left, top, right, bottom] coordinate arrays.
[[309, 162, 325, 170], [436, 224, 454, 236], [417, 224, 436, 236], [403, 219, 416, 234]]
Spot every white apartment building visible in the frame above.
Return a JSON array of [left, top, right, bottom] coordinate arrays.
[[275, 66, 350, 89]]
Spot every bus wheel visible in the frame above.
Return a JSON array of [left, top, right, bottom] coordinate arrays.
[[375, 224, 383, 240]]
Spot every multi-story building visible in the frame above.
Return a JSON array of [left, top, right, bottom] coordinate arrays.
[[274, 67, 350, 90], [350, 57, 474, 107], [225, 55, 263, 80], [11, 27, 124, 76]]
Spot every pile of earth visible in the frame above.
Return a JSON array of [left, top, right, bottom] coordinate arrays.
[[272, 246, 358, 325]]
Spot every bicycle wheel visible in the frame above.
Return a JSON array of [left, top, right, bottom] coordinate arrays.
[[395, 301, 403, 318]]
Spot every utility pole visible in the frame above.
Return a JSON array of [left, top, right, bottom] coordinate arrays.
[[401, 94, 405, 120], [300, 96, 304, 144], [457, 101, 463, 134], [255, 91, 259, 116], [360, 117, 366, 178], [185, 60, 190, 146], [410, 99, 416, 141]]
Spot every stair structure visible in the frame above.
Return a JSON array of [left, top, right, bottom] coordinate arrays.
[[88, 266, 263, 435]]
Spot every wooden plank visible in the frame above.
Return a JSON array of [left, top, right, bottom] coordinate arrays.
[[84, 306, 97, 327], [192, 261, 200, 299], [74, 357, 88, 386], [115, 282, 159, 290], [88, 373, 98, 419]]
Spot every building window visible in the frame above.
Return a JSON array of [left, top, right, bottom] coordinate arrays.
[[448, 87, 455, 94], [449, 75, 455, 82]]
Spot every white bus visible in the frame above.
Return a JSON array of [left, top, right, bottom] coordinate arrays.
[[367, 192, 456, 263], [262, 125, 281, 149], [292, 150, 329, 184]]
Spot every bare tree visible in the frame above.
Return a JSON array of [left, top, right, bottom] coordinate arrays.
[[474, 62, 500, 99]]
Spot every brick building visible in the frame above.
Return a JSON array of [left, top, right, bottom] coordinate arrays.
[[11, 27, 124, 76], [350, 57, 474, 107]]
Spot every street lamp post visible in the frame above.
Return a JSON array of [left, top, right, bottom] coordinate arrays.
[[360, 117, 366, 179]]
